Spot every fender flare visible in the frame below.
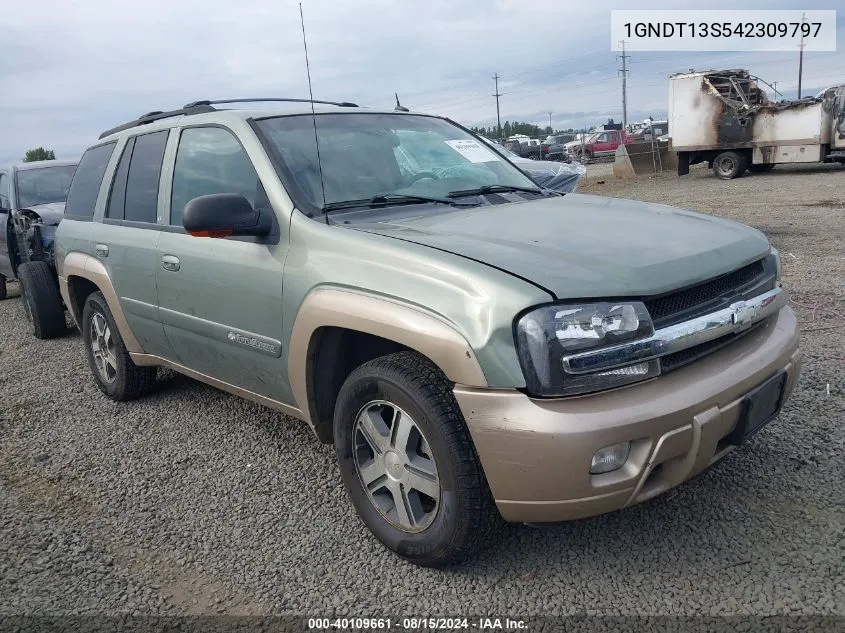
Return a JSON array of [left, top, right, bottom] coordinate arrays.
[[287, 286, 488, 424], [58, 251, 143, 353]]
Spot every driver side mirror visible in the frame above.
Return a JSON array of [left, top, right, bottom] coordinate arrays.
[[183, 193, 271, 238]]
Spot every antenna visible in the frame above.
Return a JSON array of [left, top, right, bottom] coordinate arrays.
[[394, 93, 409, 112], [299, 3, 328, 221]]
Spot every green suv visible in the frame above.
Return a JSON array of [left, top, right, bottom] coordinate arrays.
[[55, 99, 801, 567]]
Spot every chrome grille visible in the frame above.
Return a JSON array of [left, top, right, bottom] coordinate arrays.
[[644, 259, 769, 328]]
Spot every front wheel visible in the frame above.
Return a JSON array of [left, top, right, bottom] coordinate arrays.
[[333, 351, 502, 567], [0, 274, 6, 300]]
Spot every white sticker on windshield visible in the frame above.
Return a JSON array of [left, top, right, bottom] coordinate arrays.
[[444, 139, 500, 163]]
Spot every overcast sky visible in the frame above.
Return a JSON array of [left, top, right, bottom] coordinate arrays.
[[2, 0, 843, 163]]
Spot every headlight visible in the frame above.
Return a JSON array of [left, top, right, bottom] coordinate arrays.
[[515, 301, 659, 397]]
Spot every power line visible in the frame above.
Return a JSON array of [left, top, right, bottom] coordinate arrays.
[[418, 75, 620, 114], [405, 57, 622, 106], [798, 12, 807, 98], [492, 73, 502, 138], [617, 40, 630, 129]]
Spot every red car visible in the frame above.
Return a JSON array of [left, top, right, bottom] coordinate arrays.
[[566, 130, 632, 163]]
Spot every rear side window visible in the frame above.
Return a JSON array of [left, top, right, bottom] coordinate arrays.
[[170, 127, 259, 227], [64, 142, 116, 218], [123, 130, 168, 224], [106, 138, 135, 221]]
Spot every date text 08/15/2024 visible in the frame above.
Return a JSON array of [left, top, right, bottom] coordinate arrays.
[[307, 617, 528, 630]]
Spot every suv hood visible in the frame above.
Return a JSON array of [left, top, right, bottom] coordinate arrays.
[[20, 202, 65, 225], [348, 194, 771, 299]]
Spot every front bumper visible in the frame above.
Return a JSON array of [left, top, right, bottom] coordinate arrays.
[[455, 306, 801, 523]]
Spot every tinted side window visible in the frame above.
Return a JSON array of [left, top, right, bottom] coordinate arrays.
[[124, 130, 168, 224], [170, 127, 259, 227], [0, 173, 9, 208], [106, 138, 135, 221], [64, 142, 116, 218]]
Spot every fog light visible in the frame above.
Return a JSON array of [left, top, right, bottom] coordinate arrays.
[[590, 441, 631, 474]]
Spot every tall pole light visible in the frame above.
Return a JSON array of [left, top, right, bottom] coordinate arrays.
[[797, 12, 807, 99], [492, 73, 502, 139], [617, 40, 630, 129]]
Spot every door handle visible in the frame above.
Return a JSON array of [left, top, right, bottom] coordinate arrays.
[[160, 255, 180, 272], [95, 244, 109, 257]]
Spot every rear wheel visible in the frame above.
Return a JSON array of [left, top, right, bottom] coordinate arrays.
[[82, 291, 157, 401], [713, 151, 748, 179], [333, 351, 502, 567], [17, 261, 66, 339]]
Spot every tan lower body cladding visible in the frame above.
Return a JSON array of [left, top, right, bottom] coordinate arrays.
[[455, 307, 800, 523]]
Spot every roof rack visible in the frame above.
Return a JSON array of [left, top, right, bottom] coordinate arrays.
[[98, 104, 216, 139], [98, 97, 359, 140], [183, 97, 359, 108]]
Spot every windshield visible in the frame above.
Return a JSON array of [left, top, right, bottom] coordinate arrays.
[[255, 113, 538, 213], [15, 164, 77, 209]]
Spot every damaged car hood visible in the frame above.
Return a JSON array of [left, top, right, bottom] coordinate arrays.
[[20, 202, 66, 225], [347, 194, 771, 299]]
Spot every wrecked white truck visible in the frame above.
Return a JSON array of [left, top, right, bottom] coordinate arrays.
[[669, 69, 845, 179]]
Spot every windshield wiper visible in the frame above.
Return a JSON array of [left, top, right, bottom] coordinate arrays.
[[323, 193, 479, 213], [447, 184, 543, 198]]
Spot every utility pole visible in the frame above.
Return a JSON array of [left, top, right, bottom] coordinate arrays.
[[771, 81, 779, 99], [617, 40, 630, 129], [492, 73, 503, 139], [548, 112, 553, 131], [797, 12, 807, 98]]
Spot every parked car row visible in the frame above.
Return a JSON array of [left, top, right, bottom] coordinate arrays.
[[501, 135, 544, 159], [5, 99, 801, 570]]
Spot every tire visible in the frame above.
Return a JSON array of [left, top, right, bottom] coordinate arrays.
[[0, 274, 6, 300], [576, 150, 591, 164], [713, 151, 747, 179], [82, 291, 157, 401], [17, 261, 66, 339], [749, 163, 776, 173], [333, 351, 503, 567]]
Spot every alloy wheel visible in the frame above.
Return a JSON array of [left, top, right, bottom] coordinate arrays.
[[90, 312, 118, 383], [352, 400, 440, 533]]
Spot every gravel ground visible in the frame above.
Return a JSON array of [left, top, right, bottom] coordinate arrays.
[[1, 163, 844, 625]]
